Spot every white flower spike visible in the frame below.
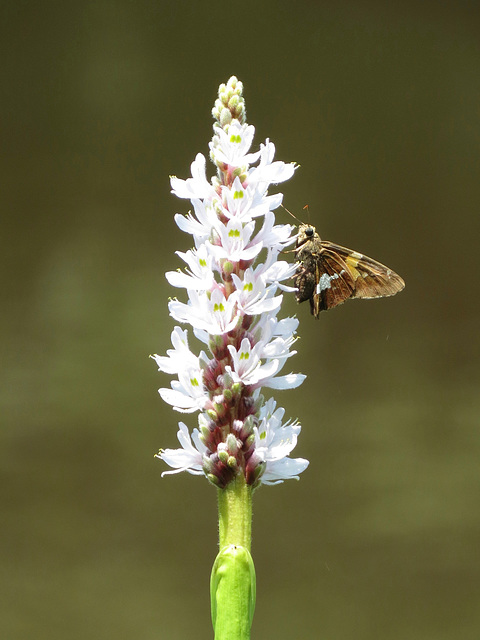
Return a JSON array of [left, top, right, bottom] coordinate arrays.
[[153, 76, 308, 488]]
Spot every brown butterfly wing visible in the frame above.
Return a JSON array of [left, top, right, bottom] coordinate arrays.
[[321, 241, 405, 300], [313, 249, 356, 316]]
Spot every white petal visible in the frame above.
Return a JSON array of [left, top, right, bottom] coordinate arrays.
[[159, 388, 205, 412], [261, 457, 310, 485], [157, 424, 205, 476], [170, 154, 212, 199], [166, 270, 214, 291], [263, 373, 306, 390], [246, 295, 282, 316]]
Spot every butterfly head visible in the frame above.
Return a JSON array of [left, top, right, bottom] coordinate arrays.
[[296, 223, 320, 247]]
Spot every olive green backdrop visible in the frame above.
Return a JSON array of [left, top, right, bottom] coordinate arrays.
[[2, 1, 479, 639]]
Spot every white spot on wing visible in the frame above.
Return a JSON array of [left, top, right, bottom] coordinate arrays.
[[316, 270, 346, 294], [317, 273, 337, 293]]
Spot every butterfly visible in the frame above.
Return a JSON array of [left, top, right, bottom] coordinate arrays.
[[293, 223, 405, 318]]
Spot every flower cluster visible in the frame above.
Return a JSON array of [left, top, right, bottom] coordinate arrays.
[[153, 76, 308, 488]]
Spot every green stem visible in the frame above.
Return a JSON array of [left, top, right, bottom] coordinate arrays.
[[218, 476, 252, 551], [211, 477, 256, 640]]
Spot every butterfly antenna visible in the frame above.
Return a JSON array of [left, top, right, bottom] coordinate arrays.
[[280, 203, 304, 224], [302, 204, 310, 221]]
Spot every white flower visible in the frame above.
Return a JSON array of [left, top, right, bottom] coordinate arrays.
[[253, 211, 295, 250], [254, 399, 309, 485], [151, 327, 199, 374], [166, 245, 217, 291], [173, 199, 218, 245], [209, 122, 260, 167], [169, 288, 239, 335], [226, 339, 280, 387], [155, 76, 308, 488], [219, 178, 276, 224], [231, 268, 283, 316], [248, 140, 296, 186], [207, 219, 263, 263], [156, 423, 206, 476], [159, 365, 208, 413], [170, 154, 213, 200]]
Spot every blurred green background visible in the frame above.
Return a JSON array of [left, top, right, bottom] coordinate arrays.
[[2, 1, 479, 638]]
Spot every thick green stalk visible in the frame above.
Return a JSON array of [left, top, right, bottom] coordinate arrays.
[[218, 476, 252, 550], [211, 478, 256, 640]]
